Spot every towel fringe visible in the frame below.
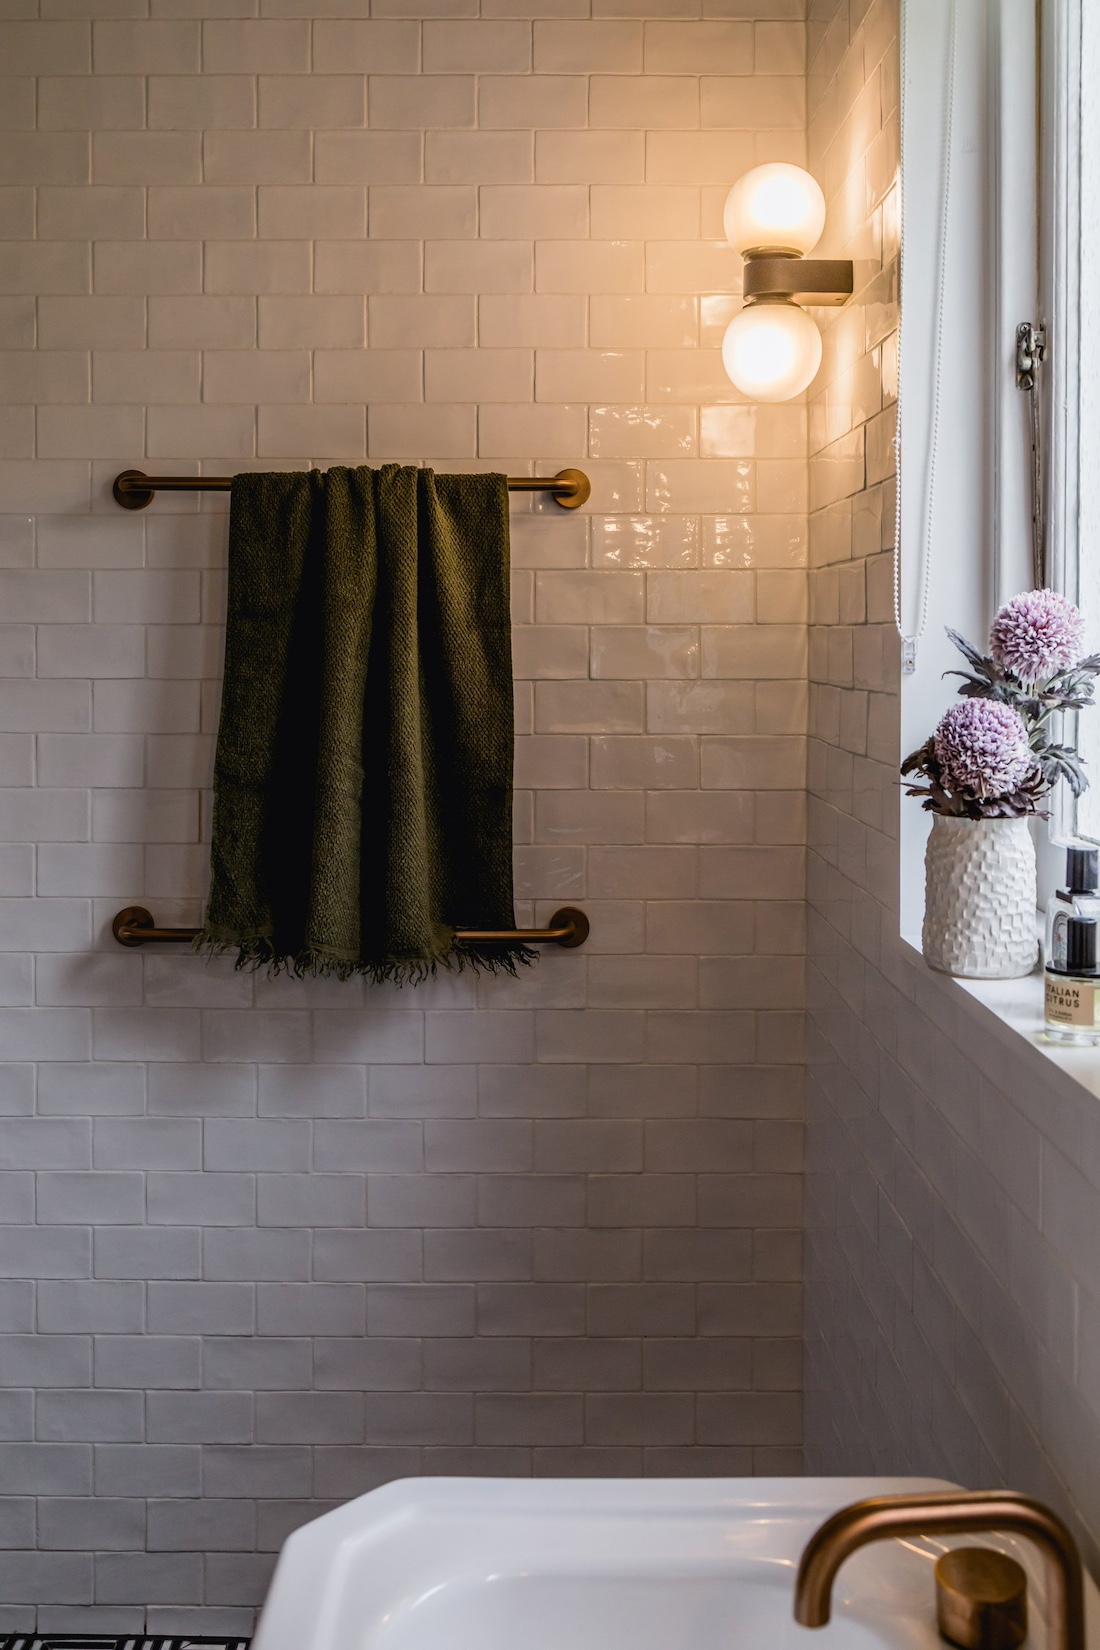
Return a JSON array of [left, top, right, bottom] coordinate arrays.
[[193, 932, 537, 984]]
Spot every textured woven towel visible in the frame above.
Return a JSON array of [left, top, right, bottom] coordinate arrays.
[[199, 464, 528, 981]]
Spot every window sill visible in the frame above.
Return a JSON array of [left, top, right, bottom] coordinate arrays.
[[900, 931, 1100, 1104]]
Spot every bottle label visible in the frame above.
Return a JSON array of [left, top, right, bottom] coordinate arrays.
[[1045, 975, 1100, 1027]]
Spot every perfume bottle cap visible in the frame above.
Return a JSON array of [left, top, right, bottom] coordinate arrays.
[[1067, 916, 1100, 975], [1066, 846, 1099, 895]]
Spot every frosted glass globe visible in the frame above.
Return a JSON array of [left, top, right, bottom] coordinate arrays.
[[723, 162, 827, 256], [721, 303, 822, 402]]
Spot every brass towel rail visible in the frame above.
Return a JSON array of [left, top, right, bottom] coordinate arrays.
[[110, 460, 593, 957], [113, 467, 591, 511], [112, 905, 590, 950]]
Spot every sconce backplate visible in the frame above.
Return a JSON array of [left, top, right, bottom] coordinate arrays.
[[743, 255, 854, 307]]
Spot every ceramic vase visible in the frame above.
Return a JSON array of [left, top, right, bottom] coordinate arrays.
[[922, 814, 1038, 979]]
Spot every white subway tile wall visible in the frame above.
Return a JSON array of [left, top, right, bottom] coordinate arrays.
[[0, 0, 806, 1635], [804, 0, 1100, 1575]]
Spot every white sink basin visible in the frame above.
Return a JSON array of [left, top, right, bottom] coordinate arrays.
[[251, 1475, 1100, 1650]]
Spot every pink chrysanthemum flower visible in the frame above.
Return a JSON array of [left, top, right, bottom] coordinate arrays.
[[989, 588, 1084, 682], [933, 699, 1032, 797]]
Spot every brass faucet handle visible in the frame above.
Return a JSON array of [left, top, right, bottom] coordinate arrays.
[[794, 1490, 1083, 1650], [936, 1548, 1028, 1650]]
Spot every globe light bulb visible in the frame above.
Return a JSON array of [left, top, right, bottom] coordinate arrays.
[[721, 302, 823, 402], [723, 162, 827, 257]]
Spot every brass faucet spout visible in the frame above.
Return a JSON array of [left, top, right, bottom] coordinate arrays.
[[794, 1491, 1085, 1650]]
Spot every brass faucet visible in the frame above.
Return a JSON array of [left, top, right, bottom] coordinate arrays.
[[794, 1490, 1086, 1650]]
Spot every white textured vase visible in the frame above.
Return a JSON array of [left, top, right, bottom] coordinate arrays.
[[922, 814, 1038, 979]]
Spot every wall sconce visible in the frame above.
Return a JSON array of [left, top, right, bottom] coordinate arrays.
[[721, 163, 854, 402]]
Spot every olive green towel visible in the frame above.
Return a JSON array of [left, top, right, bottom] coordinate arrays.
[[199, 464, 529, 981]]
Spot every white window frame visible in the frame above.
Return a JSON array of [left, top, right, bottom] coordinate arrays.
[[1044, 0, 1100, 855], [1040, 0, 1081, 613]]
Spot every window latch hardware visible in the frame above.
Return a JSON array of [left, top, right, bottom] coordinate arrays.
[[1016, 320, 1047, 586], [1016, 319, 1046, 389]]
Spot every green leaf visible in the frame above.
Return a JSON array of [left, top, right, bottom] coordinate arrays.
[[945, 628, 990, 673]]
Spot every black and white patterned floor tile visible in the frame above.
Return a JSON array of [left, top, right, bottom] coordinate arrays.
[[0, 1637, 251, 1650]]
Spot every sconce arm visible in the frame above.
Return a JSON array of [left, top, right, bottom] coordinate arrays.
[[744, 254, 854, 307]]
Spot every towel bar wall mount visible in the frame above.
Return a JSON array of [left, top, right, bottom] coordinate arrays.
[[112, 905, 591, 950], [113, 468, 592, 510]]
